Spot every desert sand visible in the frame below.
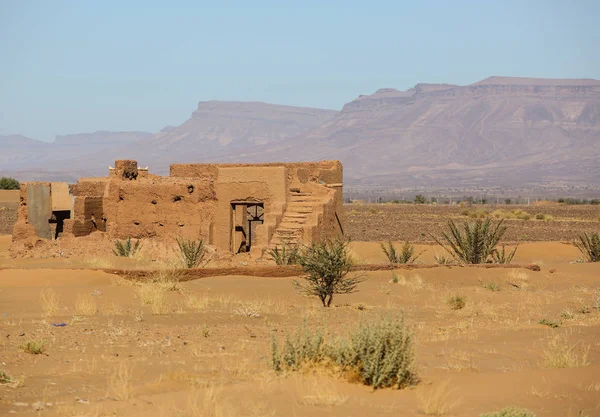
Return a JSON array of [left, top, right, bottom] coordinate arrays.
[[1, 233, 599, 417]]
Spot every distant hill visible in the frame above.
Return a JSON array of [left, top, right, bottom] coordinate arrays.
[[2, 77, 599, 189], [225, 76, 600, 187]]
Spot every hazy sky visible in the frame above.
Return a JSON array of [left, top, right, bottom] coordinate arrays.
[[1, 0, 599, 142]]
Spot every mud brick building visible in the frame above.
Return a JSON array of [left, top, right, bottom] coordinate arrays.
[[12, 160, 344, 256]]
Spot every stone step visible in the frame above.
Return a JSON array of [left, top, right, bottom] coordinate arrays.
[[290, 192, 312, 196], [290, 195, 320, 200], [277, 222, 304, 229], [284, 212, 310, 219], [287, 203, 315, 211]]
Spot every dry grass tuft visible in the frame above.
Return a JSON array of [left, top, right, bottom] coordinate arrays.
[[296, 376, 348, 406], [507, 270, 530, 290], [86, 256, 114, 269], [233, 300, 264, 318], [106, 363, 133, 400], [417, 380, 458, 415], [74, 293, 98, 316], [136, 282, 169, 315], [40, 287, 60, 317], [184, 385, 234, 417], [185, 293, 210, 311], [542, 334, 590, 368], [20, 340, 45, 355], [391, 273, 427, 291]]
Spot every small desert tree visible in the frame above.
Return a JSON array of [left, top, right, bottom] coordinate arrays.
[[294, 238, 364, 307], [0, 177, 19, 190], [414, 194, 426, 204]]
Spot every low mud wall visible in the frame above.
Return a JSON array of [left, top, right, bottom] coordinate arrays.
[[102, 262, 541, 281]]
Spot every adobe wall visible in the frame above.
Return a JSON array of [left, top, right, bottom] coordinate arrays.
[[12, 159, 344, 257], [104, 177, 217, 240]]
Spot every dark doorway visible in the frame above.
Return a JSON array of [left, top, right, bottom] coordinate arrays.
[[49, 210, 71, 240], [230, 202, 264, 253]]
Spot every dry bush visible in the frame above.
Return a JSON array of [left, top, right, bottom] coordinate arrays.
[[74, 293, 98, 316], [272, 314, 416, 389], [542, 335, 590, 368], [106, 363, 133, 400], [417, 380, 457, 415], [136, 282, 169, 315], [20, 340, 45, 355], [40, 287, 60, 317], [447, 295, 466, 310]]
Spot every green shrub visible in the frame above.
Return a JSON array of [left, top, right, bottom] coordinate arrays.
[[432, 218, 513, 264], [513, 209, 531, 220], [414, 195, 426, 204], [380, 241, 422, 264], [113, 237, 142, 257], [447, 295, 466, 310], [0, 370, 12, 384], [482, 282, 500, 292], [480, 407, 536, 417], [574, 232, 600, 262], [433, 252, 452, 264], [176, 237, 207, 268], [539, 318, 560, 328], [294, 238, 364, 307], [0, 177, 19, 190], [267, 242, 302, 265], [20, 340, 45, 355], [491, 244, 518, 264], [271, 314, 417, 389]]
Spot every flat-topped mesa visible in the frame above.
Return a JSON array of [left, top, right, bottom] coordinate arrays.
[[12, 159, 343, 258]]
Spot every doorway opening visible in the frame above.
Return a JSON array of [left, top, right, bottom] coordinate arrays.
[[49, 210, 71, 240], [230, 202, 264, 253]]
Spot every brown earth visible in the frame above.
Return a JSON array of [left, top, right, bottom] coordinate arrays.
[[1, 233, 599, 417], [345, 204, 600, 243]]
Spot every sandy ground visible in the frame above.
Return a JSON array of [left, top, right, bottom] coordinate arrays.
[[1, 238, 599, 416]]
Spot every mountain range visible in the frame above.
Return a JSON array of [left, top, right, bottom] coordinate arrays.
[[2, 76, 599, 188]]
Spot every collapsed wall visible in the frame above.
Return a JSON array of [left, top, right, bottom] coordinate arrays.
[[12, 159, 343, 257]]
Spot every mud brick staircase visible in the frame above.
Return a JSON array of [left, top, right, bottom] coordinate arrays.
[[269, 190, 323, 248]]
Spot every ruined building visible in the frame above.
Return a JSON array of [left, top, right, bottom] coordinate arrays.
[[12, 160, 344, 256]]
